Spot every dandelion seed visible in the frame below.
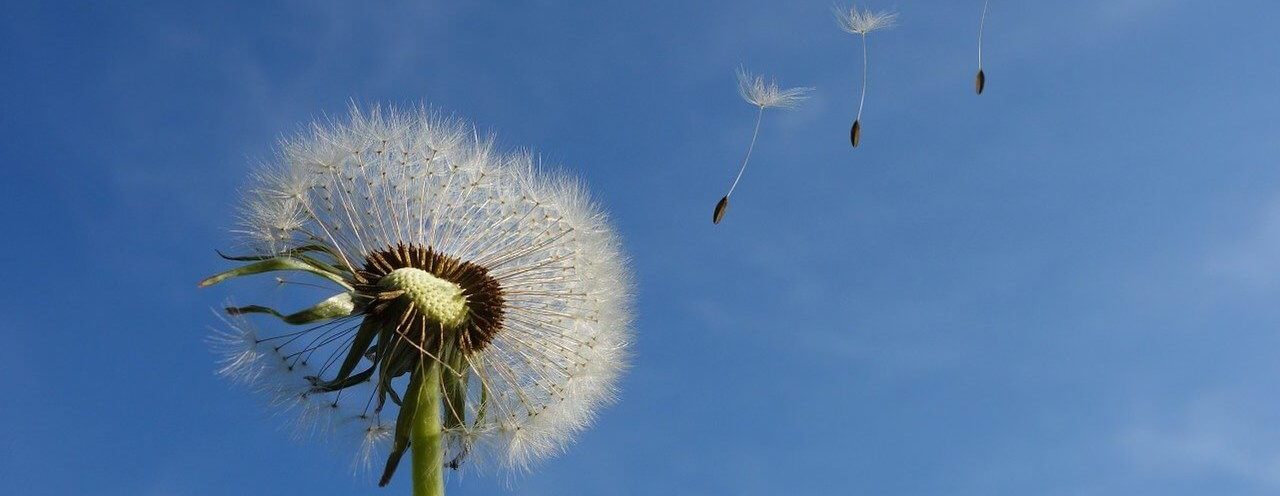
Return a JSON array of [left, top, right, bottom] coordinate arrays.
[[713, 67, 811, 225], [202, 106, 633, 494], [834, 4, 898, 148], [976, 0, 989, 95], [712, 196, 729, 225]]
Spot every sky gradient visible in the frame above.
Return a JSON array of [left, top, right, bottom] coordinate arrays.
[[4, 1, 1280, 495]]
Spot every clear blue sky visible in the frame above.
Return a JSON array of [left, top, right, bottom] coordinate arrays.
[[4, 1, 1280, 495]]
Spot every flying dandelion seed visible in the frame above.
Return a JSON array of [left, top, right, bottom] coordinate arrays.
[[834, 4, 898, 148], [713, 67, 812, 225], [203, 106, 632, 495], [976, 0, 989, 94]]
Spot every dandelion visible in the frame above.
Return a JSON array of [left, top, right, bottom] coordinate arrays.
[[834, 4, 898, 148], [713, 67, 812, 224], [201, 106, 632, 495], [975, 0, 990, 95]]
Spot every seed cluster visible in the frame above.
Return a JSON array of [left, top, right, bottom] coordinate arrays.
[[358, 243, 505, 355]]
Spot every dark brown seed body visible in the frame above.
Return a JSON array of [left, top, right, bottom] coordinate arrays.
[[850, 119, 862, 148], [975, 69, 986, 95], [713, 196, 729, 224]]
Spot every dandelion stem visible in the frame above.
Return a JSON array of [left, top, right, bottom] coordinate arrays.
[[857, 33, 869, 121], [411, 360, 444, 496], [726, 106, 765, 198]]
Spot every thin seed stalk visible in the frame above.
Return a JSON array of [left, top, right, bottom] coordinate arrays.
[[411, 360, 444, 496], [978, 0, 989, 69], [976, 1, 990, 94], [726, 106, 765, 198], [857, 33, 869, 121]]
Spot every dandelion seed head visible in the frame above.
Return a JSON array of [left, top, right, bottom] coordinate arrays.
[[833, 4, 899, 35], [208, 105, 633, 479], [736, 67, 813, 110]]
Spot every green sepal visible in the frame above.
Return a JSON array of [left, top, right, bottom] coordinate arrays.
[[473, 379, 489, 428], [199, 256, 353, 290], [224, 292, 357, 325], [373, 324, 397, 413], [376, 331, 411, 411], [379, 365, 424, 487], [308, 365, 376, 393], [217, 245, 353, 275], [383, 354, 413, 406], [442, 349, 468, 430], [312, 318, 380, 390], [294, 253, 354, 276], [441, 348, 471, 470], [216, 244, 340, 263]]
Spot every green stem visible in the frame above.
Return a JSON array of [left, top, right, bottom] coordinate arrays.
[[411, 360, 444, 496]]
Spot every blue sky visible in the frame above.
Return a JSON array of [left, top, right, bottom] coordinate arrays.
[[4, 1, 1280, 494]]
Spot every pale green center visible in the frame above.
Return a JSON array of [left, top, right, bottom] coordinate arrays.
[[379, 267, 469, 329]]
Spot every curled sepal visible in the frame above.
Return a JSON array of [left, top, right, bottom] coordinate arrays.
[[307, 365, 376, 393], [442, 350, 468, 430], [310, 318, 381, 391], [294, 253, 355, 277], [472, 380, 489, 428], [442, 349, 469, 469], [226, 292, 357, 325], [216, 244, 343, 264], [379, 366, 424, 487], [199, 256, 353, 290], [375, 333, 413, 411]]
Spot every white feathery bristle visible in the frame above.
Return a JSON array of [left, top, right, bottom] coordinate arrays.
[[833, 4, 899, 35], [353, 416, 393, 475], [736, 67, 813, 110], [208, 310, 268, 384]]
